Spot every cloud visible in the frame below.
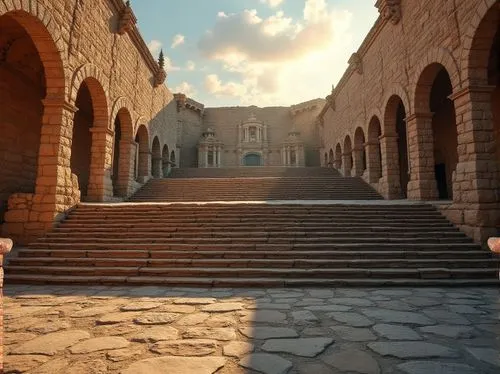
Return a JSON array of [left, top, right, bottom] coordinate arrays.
[[197, 0, 356, 106], [186, 60, 196, 71], [260, 0, 285, 8], [147, 39, 163, 56], [174, 82, 197, 98], [205, 74, 247, 97], [171, 34, 185, 49]]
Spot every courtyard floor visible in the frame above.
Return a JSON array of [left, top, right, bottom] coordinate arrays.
[[3, 285, 500, 374]]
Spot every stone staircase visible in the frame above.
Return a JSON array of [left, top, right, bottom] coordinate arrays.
[[6, 203, 499, 286], [131, 167, 382, 202]]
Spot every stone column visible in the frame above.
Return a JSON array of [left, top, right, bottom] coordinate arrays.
[[0, 238, 12, 372], [152, 156, 162, 178], [138, 150, 151, 179], [204, 146, 208, 168], [378, 133, 402, 199], [333, 159, 341, 170], [352, 146, 365, 177], [286, 146, 290, 166], [342, 152, 352, 177], [449, 85, 499, 242], [365, 141, 382, 183], [406, 113, 439, 200], [87, 126, 114, 201], [116, 140, 135, 196]]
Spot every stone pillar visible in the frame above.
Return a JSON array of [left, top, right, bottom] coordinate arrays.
[[87, 127, 114, 201], [365, 141, 382, 183], [342, 152, 352, 177], [406, 113, 439, 200], [204, 147, 208, 168], [117, 140, 135, 196], [0, 238, 12, 373], [378, 133, 402, 199], [152, 156, 162, 178], [449, 85, 500, 242], [286, 146, 290, 166], [352, 146, 364, 177], [138, 150, 151, 179], [333, 159, 341, 170]]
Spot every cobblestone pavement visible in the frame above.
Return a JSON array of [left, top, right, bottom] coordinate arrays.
[[4, 286, 500, 374]]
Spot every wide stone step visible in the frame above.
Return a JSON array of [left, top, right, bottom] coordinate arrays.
[[16, 249, 492, 260], [9, 257, 498, 269], [27, 242, 480, 251], [6, 274, 499, 287], [6, 265, 497, 280]]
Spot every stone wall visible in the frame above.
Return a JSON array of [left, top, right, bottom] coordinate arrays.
[[0, 0, 177, 243], [320, 0, 500, 242]]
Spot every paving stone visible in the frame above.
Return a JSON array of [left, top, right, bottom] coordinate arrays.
[[106, 346, 143, 362], [223, 341, 254, 358], [268, 291, 304, 298], [447, 304, 484, 315], [130, 326, 179, 343], [368, 342, 459, 358], [4, 332, 37, 345], [337, 289, 369, 297], [466, 347, 500, 367], [377, 300, 414, 311], [328, 312, 374, 327], [28, 358, 70, 374], [157, 304, 197, 314], [176, 312, 210, 326], [308, 289, 334, 298], [69, 336, 130, 354], [5, 317, 45, 332], [94, 324, 140, 337], [330, 326, 377, 341], [14, 330, 91, 356], [262, 337, 334, 357], [361, 308, 435, 325], [239, 353, 292, 374], [447, 292, 481, 299], [151, 339, 218, 356], [134, 313, 181, 325], [372, 290, 413, 296], [120, 302, 161, 311], [4, 354, 50, 373], [305, 304, 351, 312], [296, 362, 335, 374], [373, 324, 421, 340], [248, 303, 292, 310], [398, 361, 477, 374], [321, 348, 380, 374], [295, 298, 325, 307], [420, 325, 475, 339], [5, 306, 51, 320], [239, 327, 298, 339], [274, 298, 298, 304], [173, 297, 216, 305], [328, 297, 374, 307], [122, 356, 226, 374], [182, 327, 236, 341], [402, 297, 442, 307], [292, 310, 318, 324], [422, 309, 471, 325], [447, 298, 485, 305], [239, 310, 287, 324], [201, 303, 244, 312], [66, 359, 108, 373], [70, 306, 118, 318], [206, 314, 237, 327], [26, 320, 72, 334], [300, 327, 330, 336], [97, 312, 140, 325]]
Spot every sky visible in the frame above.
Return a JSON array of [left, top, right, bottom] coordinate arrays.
[[132, 0, 379, 107]]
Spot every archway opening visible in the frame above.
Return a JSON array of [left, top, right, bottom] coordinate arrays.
[[162, 145, 169, 177], [243, 153, 261, 166], [151, 137, 161, 178], [343, 136, 353, 176], [71, 81, 93, 199], [354, 127, 367, 176], [430, 67, 457, 199], [335, 144, 342, 170], [368, 117, 382, 181], [0, 13, 46, 222], [135, 125, 149, 181], [170, 150, 176, 168], [328, 149, 334, 167]]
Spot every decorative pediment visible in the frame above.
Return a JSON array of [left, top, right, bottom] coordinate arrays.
[[348, 53, 363, 74], [118, 1, 137, 35], [376, 0, 402, 25]]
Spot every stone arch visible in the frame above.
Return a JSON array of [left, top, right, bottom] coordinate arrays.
[[69, 64, 109, 115], [151, 136, 162, 178], [367, 116, 383, 182], [412, 48, 461, 103], [70, 76, 110, 201], [134, 125, 150, 181], [460, 0, 499, 85], [0, 2, 67, 96], [382, 95, 409, 198], [343, 135, 353, 177], [0, 5, 67, 232], [353, 127, 367, 177], [111, 105, 134, 197], [162, 144, 170, 177], [382, 85, 411, 134], [110, 97, 134, 136]]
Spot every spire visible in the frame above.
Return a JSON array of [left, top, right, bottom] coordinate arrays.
[[158, 49, 165, 70]]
